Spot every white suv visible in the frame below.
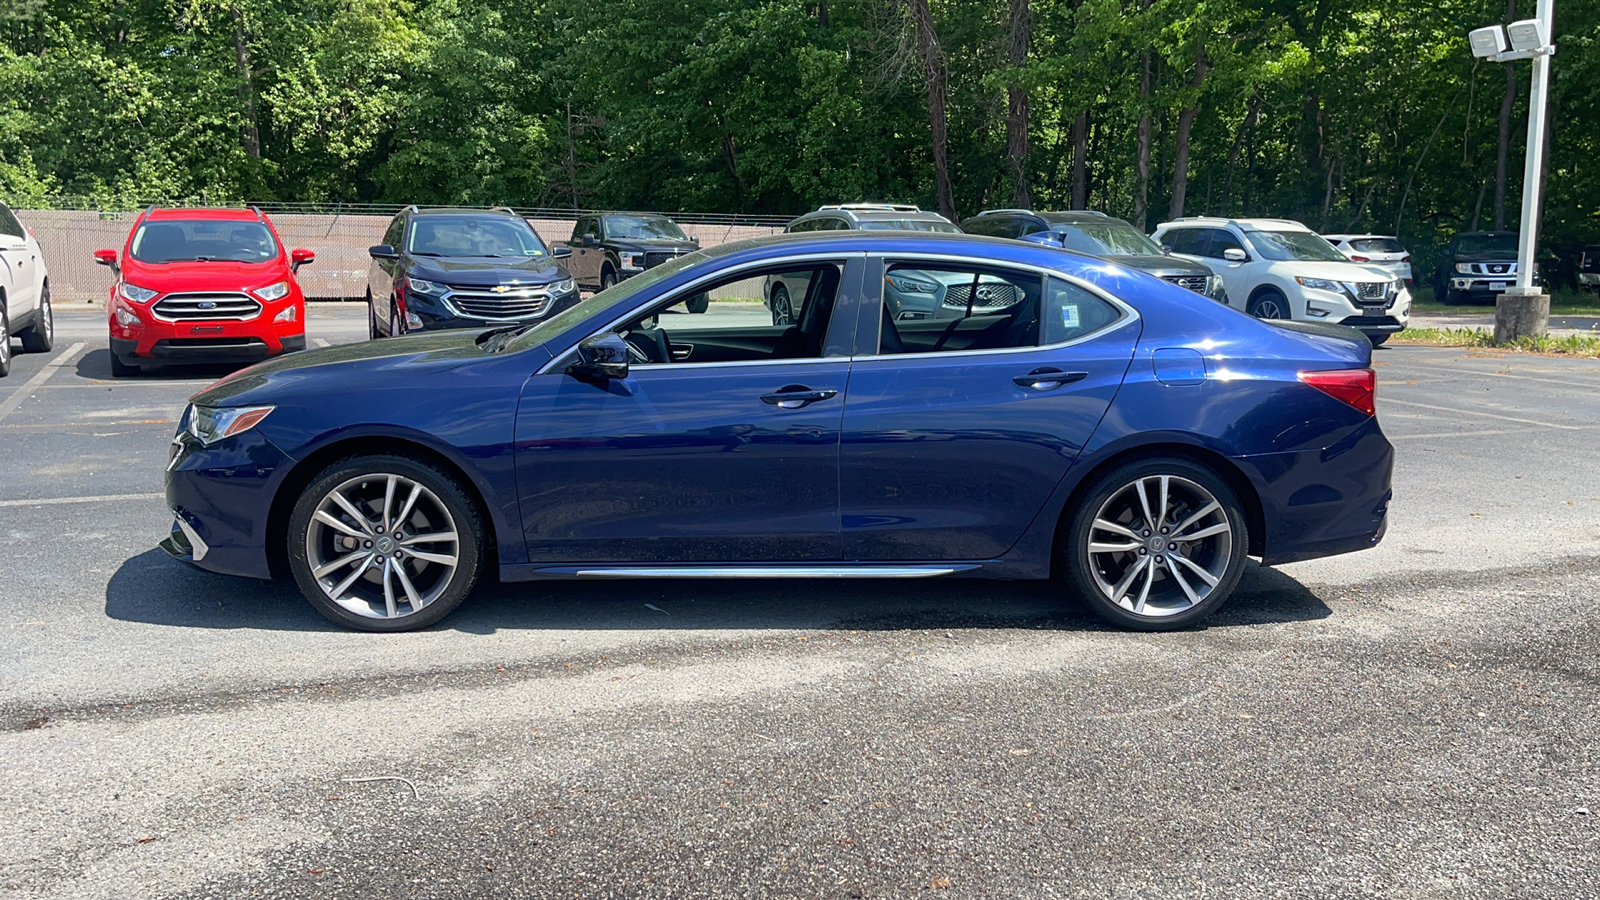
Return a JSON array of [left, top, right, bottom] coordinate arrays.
[[0, 201, 55, 378], [1152, 217, 1409, 345]]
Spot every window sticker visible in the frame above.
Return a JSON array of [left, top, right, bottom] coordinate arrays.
[[1061, 304, 1081, 330]]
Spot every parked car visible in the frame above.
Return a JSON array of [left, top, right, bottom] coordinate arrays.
[[1323, 234, 1413, 283], [367, 207, 578, 338], [1432, 231, 1525, 305], [160, 230, 1391, 634], [0, 201, 53, 378], [767, 204, 961, 325], [93, 207, 310, 377], [1580, 245, 1600, 294], [960, 209, 1225, 303], [564, 213, 701, 302], [1152, 217, 1410, 345]]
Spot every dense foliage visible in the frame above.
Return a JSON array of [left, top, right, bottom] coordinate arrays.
[[1, 0, 1596, 279]]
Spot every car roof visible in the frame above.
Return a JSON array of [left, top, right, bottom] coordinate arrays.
[[1159, 216, 1312, 233], [145, 207, 265, 223], [796, 205, 953, 225], [1322, 233, 1399, 241], [410, 207, 520, 217]]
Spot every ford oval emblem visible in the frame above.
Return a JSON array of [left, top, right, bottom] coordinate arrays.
[[197, 301, 218, 309]]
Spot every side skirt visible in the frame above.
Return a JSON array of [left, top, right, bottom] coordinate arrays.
[[501, 563, 985, 582]]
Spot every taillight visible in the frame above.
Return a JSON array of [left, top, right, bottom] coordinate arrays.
[[1350, 255, 1370, 262], [1401, 255, 1411, 263], [1299, 368, 1376, 416]]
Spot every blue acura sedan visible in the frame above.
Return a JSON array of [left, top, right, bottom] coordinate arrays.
[[161, 231, 1391, 632]]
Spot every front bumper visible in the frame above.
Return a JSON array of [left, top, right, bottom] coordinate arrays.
[[162, 426, 291, 579], [111, 298, 306, 364]]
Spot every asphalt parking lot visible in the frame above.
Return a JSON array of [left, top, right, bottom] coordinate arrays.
[[2, 306, 1597, 898]]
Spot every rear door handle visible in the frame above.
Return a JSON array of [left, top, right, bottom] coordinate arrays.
[[1013, 368, 1087, 391], [760, 386, 839, 409]]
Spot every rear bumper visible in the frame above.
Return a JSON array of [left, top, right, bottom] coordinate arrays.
[[1239, 416, 1394, 565]]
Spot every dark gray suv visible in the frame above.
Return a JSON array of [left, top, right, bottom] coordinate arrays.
[[960, 210, 1226, 303]]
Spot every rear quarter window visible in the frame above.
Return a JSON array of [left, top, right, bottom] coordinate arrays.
[[1044, 278, 1123, 344]]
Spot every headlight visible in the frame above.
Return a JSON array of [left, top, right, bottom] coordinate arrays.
[[1205, 275, 1226, 300], [550, 278, 576, 294], [407, 277, 443, 294], [618, 252, 643, 269], [887, 275, 937, 293], [1294, 277, 1342, 292], [188, 404, 275, 446], [1455, 263, 1472, 274], [255, 281, 290, 301], [119, 283, 159, 303]]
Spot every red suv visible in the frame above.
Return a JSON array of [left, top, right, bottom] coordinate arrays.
[[94, 207, 314, 376]]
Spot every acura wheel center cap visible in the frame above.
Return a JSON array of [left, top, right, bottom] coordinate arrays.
[[376, 537, 396, 554]]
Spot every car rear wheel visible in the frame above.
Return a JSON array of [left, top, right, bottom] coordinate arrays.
[[770, 284, 793, 326], [0, 306, 11, 377], [1063, 457, 1247, 631], [19, 282, 53, 353], [288, 455, 485, 632], [389, 302, 401, 337], [1247, 290, 1288, 320]]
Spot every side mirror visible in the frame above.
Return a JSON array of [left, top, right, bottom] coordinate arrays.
[[1159, 243, 1173, 255], [583, 234, 600, 248], [569, 332, 630, 381], [1222, 248, 1248, 263], [553, 245, 572, 259], [691, 236, 701, 247], [291, 248, 315, 271], [369, 244, 399, 261], [93, 249, 119, 268]]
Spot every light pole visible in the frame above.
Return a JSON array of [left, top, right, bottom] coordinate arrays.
[[1468, 0, 1557, 341]]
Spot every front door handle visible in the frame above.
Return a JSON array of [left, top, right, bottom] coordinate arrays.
[[760, 385, 839, 409], [1013, 367, 1088, 391]]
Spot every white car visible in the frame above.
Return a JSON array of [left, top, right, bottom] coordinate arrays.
[[1324, 234, 1413, 283], [0, 201, 55, 377], [1151, 217, 1409, 345]]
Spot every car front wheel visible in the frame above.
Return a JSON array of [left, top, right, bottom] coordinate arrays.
[[1063, 457, 1247, 631], [0, 306, 11, 377], [770, 284, 793, 325], [1247, 290, 1289, 320], [20, 282, 53, 353], [288, 455, 485, 632]]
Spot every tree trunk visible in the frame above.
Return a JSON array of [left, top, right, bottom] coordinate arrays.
[[231, 4, 260, 159], [1493, 0, 1518, 231], [1168, 44, 1209, 221], [911, 0, 956, 221], [1133, 51, 1152, 229], [1070, 109, 1088, 209], [1222, 90, 1261, 215], [1003, 0, 1031, 208], [1470, 176, 1489, 231]]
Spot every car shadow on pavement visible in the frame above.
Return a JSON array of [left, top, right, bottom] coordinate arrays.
[[75, 348, 241, 382], [106, 550, 1331, 634]]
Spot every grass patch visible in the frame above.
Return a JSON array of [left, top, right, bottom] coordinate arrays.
[[1393, 326, 1600, 358], [1407, 284, 1600, 316]]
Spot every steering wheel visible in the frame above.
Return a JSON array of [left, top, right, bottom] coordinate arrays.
[[652, 328, 673, 364], [622, 327, 674, 364]]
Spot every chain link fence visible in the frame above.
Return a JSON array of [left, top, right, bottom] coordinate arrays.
[[14, 205, 788, 302]]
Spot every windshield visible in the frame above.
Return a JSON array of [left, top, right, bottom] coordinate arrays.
[[1052, 223, 1163, 256], [605, 215, 688, 240], [859, 219, 962, 233], [409, 216, 548, 257], [131, 220, 279, 263], [1457, 234, 1519, 257], [498, 249, 709, 354], [1348, 237, 1405, 253], [1244, 230, 1348, 262]]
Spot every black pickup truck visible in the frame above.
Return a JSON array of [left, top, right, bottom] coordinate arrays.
[[564, 213, 702, 306], [1434, 231, 1524, 305]]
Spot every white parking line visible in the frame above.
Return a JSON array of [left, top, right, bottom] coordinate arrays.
[[312, 338, 330, 348], [1399, 361, 1600, 390], [1378, 397, 1584, 430], [0, 342, 87, 425], [0, 492, 164, 508]]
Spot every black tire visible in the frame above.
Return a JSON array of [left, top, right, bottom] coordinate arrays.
[[1062, 456, 1248, 631], [19, 282, 53, 353], [389, 302, 402, 337], [1367, 333, 1390, 347], [600, 269, 616, 292], [287, 454, 486, 632], [109, 351, 139, 378], [1246, 290, 1289, 320], [367, 292, 380, 340], [770, 284, 793, 325], [0, 305, 12, 378], [685, 293, 710, 314]]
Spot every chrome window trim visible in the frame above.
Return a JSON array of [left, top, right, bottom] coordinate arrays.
[[536, 252, 863, 375], [855, 251, 1139, 361]]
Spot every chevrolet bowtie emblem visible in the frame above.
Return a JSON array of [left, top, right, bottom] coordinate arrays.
[[491, 285, 512, 293]]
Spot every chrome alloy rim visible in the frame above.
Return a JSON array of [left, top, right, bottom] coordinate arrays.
[[1253, 297, 1286, 319], [1086, 475, 1233, 618], [305, 474, 460, 620], [1, 313, 10, 366], [40, 288, 52, 342]]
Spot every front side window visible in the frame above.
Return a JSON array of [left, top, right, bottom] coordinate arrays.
[[1206, 228, 1247, 259], [0, 205, 24, 238], [383, 215, 404, 248], [1053, 222, 1164, 257], [131, 220, 279, 263], [604, 215, 688, 241], [877, 262, 1041, 354], [1244, 230, 1346, 262], [408, 216, 548, 258]]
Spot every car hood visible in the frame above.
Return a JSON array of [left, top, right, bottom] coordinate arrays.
[[1452, 249, 1519, 263], [1277, 260, 1396, 283], [121, 258, 288, 293], [608, 239, 699, 253], [192, 330, 490, 406], [1105, 254, 1213, 278], [413, 255, 570, 287]]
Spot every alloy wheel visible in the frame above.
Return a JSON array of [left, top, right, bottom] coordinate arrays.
[[1251, 295, 1286, 319], [304, 473, 462, 621], [1085, 474, 1234, 618], [0, 309, 11, 374]]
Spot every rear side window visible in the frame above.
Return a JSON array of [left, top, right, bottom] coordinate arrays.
[[0, 205, 23, 238], [1043, 278, 1123, 344], [1162, 228, 1207, 256], [877, 262, 1041, 355]]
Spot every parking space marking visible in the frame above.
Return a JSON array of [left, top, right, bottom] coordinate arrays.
[[1388, 428, 1540, 441], [312, 338, 330, 348], [1378, 397, 1584, 430], [0, 492, 164, 508], [0, 342, 88, 425], [1393, 361, 1600, 390]]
